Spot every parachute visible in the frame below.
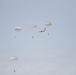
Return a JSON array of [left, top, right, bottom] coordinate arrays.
[[45, 21, 52, 35], [14, 26, 21, 38], [30, 24, 37, 38], [10, 56, 18, 60], [45, 21, 52, 26], [10, 56, 18, 73], [15, 26, 21, 32], [30, 24, 37, 28]]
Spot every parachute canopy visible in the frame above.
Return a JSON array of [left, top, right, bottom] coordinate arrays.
[[30, 24, 37, 28], [10, 56, 18, 60], [45, 21, 52, 26], [15, 26, 21, 31]]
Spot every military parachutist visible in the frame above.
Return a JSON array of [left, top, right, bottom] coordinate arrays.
[[39, 27, 46, 32], [15, 26, 21, 39], [30, 24, 37, 39], [48, 33, 49, 35], [32, 36, 34, 38], [10, 56, 18, 73], [14, 70, 16, 72], [15, 36, 16, 38]]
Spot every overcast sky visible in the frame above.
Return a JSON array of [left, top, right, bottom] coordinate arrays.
[[0, 0, 76, 75]]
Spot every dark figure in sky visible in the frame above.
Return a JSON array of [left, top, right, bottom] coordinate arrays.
[[48, 33, 49, 35], [14, 70, 16, 72], [32, 36, 34, 38], [15, 36, 16, 38], [39, 27, 46, 32]]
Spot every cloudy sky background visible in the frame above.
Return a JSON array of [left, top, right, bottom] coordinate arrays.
[[0, 0, 76, 75]]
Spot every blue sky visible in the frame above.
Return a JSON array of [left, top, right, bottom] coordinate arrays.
[[0, 0, 76, 75]]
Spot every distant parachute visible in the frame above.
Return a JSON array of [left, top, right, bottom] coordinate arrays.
[[45, 21, 52, 35], [14, 26, 21, 38], [15, 26, 21, 32], [45, 21, 52, 26], [30, 24, 37, 28], [10, 56, 18, 60], [10, 56, 18, 73], [30, 24, 37, 38]]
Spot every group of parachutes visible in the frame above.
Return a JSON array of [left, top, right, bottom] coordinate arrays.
[[10, 21, 52, 73]]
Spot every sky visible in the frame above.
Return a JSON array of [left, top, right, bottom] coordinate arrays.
[[0, 0, 76, 75]]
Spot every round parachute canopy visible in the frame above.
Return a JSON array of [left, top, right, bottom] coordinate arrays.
[[15, 26, 21, 31], [10, 56, 18, 60], [30, 24, 37, 28], [45, 21, 52, 26]]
